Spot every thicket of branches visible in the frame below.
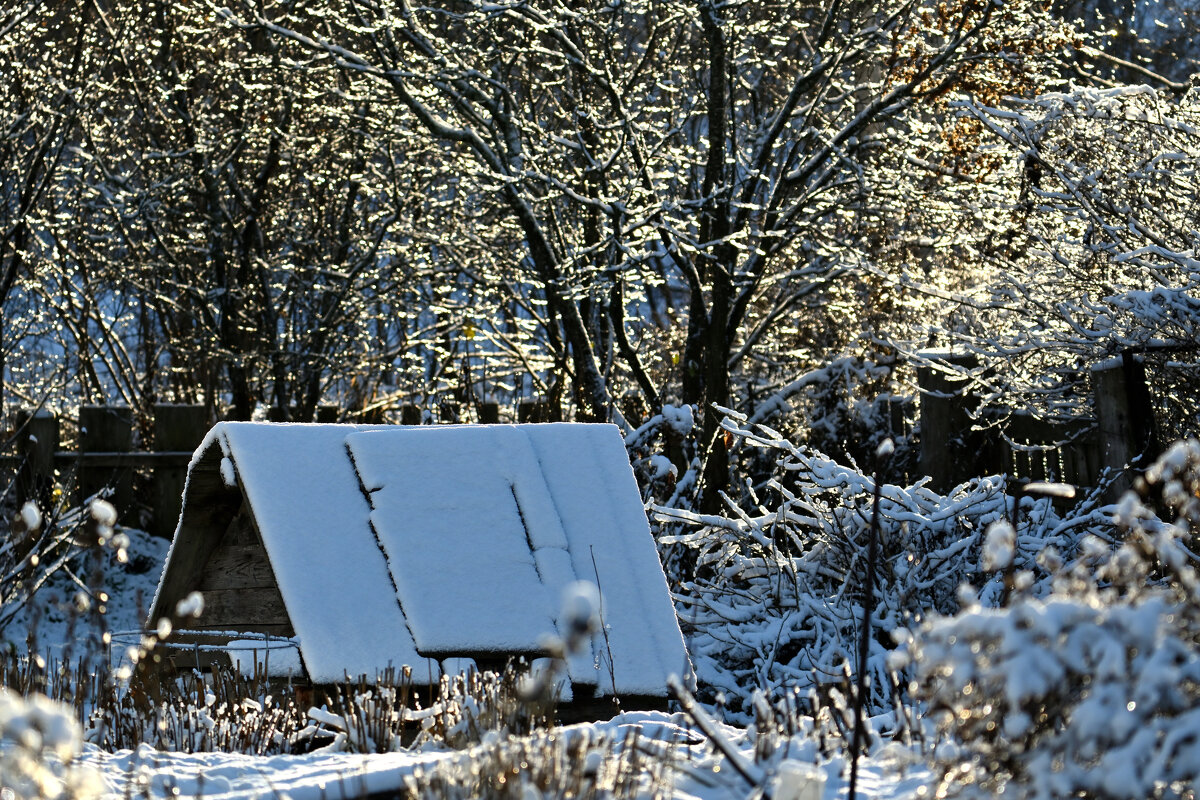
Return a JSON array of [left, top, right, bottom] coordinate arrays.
[[1, 7, 1199, 797], [0, 0, 1128, 509]]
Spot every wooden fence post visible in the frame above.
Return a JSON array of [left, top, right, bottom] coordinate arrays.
[[1092, 354, 1157, 501], [518, 400, 555, 423], [400, 405, 422, 425], [356, 407, 387, 424], [917, 352, 983, 492], [476, 402, 499, 424], [153, 404, 208, 539], [16, 409, 58, 509], [78, 405, 134, 514]]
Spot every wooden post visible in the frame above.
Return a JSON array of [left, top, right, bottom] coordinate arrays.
[[476, 402, 500, 424], [153, 404, 208, 540], [400, 405, 423, 425], [917, 352, 981, 492], [518, 401, 548, 424], [357, 407, 386, 424], [16, 409, 58, 509], [78, 405, 135, 515], [316, 405, 340, 423], [438, 402, 460, 424], [1092, 355, 1157, 501]]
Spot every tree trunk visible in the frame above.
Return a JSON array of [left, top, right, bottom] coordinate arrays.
[[695, 2, 733, 513]]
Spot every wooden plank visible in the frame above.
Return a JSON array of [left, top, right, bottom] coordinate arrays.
[[52, 452, 193, 467], [187, 622, 295, 636], [420, 647, 548, 663], [78, 405, 135, 513], [194, 587, 291, 629], [195, 545, 276, 590], [916, 353, 980, 491], [1047, 448, 1063, 482], [477, 402, 500, 424], [154, 404, 209, 451], [159, 646, 234, 675], [1013, 448, 1029, 481], [153, 404, 208, 540], [17, 409, 58, 508], [518, 401, 556, 423], [1093, 360, 1140, 500]]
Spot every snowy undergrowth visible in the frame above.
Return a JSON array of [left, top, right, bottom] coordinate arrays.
[[0, 689, 100, 799], [899, 438, 1200, 799], [655, 416, 1109, 724], [402, 716, 685, 800], [1, 524, 169, 662]]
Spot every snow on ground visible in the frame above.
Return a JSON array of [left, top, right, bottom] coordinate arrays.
[[80, 712, 935, 800], [84, 740, 452, 799]]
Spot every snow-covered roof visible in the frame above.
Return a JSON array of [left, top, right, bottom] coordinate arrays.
[[151, 422, 691, 697]]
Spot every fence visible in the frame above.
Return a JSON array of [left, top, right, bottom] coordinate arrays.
[[8, 359, 1148, 540], [917, 351, 1158, 497], [5, 404, 209, 540]]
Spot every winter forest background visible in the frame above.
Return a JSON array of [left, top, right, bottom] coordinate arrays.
[[1, 0, 1200, 797]]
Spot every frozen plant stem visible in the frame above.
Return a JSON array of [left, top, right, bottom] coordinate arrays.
[[848, 439, 892, 800], [667, 674, 764, 791]]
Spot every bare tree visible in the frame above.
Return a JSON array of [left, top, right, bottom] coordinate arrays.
[[46, 0, 435, 421], [0, 0, 96, 412], [219, 0, 1077, 509]]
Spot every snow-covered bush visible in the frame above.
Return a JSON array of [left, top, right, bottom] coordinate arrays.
[[657, 417, 1106, 724], [403, 722, 679, 800], [0, 689, 98, 799], [901, 439, 1200, 799]]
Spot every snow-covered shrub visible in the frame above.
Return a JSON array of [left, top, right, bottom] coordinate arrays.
[[627, 403, 699, 506], [403, 723, 678, 800], [788, 357, 915, 480], [421, 663, 559, 751], [901, 439, 1200, 799], [0, 689, 98, 799], [82, 657, 563, 755], [656, 416, 1104, 724]]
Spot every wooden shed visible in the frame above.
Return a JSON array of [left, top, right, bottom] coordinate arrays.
[[149, 421, 692, 707]]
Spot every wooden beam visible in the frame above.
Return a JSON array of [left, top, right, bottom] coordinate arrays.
[[56, 452, 194, 467]]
